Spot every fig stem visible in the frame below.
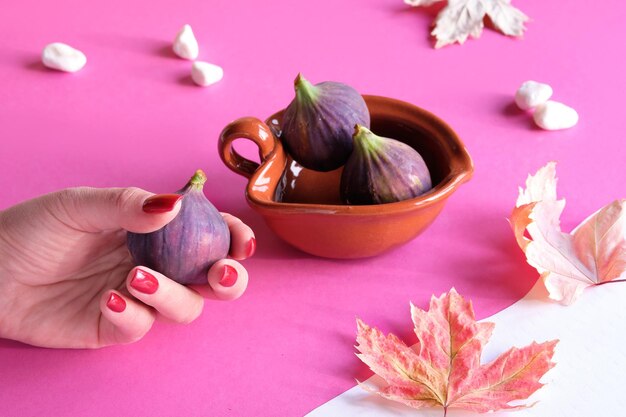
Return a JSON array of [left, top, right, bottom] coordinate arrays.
[[294, 73, 319, 103], [189, 169, 207, 189], [352, 125, 383, 155]]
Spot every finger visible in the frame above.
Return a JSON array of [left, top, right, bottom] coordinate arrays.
[[98, 290, 156, 346], [49, 187, 183, 233], [221, 213, 256, 260], [191, 259, 249, 301], [126, 267, 204, 324]]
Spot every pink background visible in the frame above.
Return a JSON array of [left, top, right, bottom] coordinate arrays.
[[1, 0, 625, 416]]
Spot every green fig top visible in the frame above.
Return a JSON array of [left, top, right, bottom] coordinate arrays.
[[186, 169, 208, 191], [294, 74, 319, 103], [340, 125, 433, 205], [352, 124, 385, 155], [281, 74, 371, 172]]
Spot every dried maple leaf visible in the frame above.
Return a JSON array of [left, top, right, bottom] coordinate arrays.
[[356, 288, 557, 415], [511, 162, 626, 305], [405, 0, 529, 48]]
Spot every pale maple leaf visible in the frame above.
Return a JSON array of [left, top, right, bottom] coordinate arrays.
[[356, 288, 558, 415], [404, 0, 529, 48], [510, 162, 626, 305]]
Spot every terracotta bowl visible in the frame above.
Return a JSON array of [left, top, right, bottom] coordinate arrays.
[[218, 95, 473, 258]]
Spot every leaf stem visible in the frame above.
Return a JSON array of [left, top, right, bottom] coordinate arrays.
[[595, 278, 626, 287]]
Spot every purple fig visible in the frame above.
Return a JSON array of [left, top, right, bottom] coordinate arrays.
[[281, 74, 370, 172], [340, 125, 432, 205], [127, 170, 230, 285]]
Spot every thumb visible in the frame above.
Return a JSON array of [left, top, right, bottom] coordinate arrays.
[[50, 187, 182, 233]]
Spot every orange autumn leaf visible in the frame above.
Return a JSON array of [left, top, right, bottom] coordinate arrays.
[[355, 289, 558, 415], [510, 162, 626, 304]]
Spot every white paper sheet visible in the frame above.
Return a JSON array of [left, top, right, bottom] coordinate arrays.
[[306, 282, 626, 416]]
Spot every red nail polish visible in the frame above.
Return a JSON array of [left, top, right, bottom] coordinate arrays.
[[106, 292, 126, 313], [142, 194, 183, 213], [130, 269, 159, 294], [219, 265, 238, 287], [246, 237, 256, 257]]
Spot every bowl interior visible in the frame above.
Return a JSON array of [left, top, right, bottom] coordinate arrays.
[[256, 96, 468, 207]]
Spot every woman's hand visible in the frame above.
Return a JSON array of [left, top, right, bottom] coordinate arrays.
[[0, 187, 255, 348]]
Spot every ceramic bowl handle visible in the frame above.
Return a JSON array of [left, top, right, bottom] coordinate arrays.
[[218, 117, 277, 179]]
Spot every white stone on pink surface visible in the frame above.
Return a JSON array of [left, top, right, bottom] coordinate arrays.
[[533, 101, 579, 131], [173, 24, 199, 60], [42, 42, 87, 72], [191, 61, 223, 87], [515, 80, 553, 110]]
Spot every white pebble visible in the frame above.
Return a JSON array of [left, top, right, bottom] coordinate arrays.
[[191, 62, 223, 87], [533, 101, 579, 130], [173, 24, 199, 60], [41, 42, 87, 73], [515, 80, 553, 110]]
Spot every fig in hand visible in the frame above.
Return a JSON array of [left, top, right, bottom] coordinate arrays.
[[340, 125, 432, 205], [127, 169, 230, 285], [281, 74, 370, 172]]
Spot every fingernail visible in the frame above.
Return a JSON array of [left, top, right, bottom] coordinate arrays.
[[106, 292, 126, 313], [130, 269, 159, 294], [142, 194, 183, 213], [219, 265, 238, 287], [246, 237, 256, 258]]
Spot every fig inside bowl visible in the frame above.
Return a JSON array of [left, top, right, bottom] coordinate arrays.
[[218, 95, 473, 258]]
